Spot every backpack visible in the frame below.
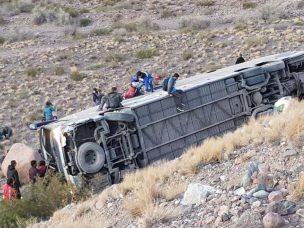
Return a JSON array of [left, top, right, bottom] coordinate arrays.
[[162, 76, 170, 91]]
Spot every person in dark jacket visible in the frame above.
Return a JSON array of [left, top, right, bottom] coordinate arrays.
[[98, 87, 123, 111], [37, 160, 47, 178], [235, 54, 245, 64], [92, 88, 103, 106], [7, 160, 21, 199], [167, 73, 185, 112], [29, 160, 38, 183]]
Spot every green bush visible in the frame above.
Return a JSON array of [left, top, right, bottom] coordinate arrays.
[[160, 9, 174, 18], [135, 48, 158, 59], [25, 67, 38, 78], [91, 28, 112, 36], [0, 37, 5, 45], [196, 0, 215, 6], [63, 6, 79, 18], [0, 0, 34, 16], [79, 18, 92, 27], [104, 53, 125, 63], [55, 66, 65, 75], [242, 1, 257, 9], [0, 174, 80, 228], [102, 0, 121, 6], [70, 71, 86, 81], [180, 17, 210, 33], [182, 50, 193, 61], [0, 16, 7, 25]]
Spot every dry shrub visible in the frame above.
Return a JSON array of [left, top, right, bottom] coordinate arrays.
[[138, 204, 181, 227], [290, 172, 304, 199], [180, 16, 210, 33], [196, 0, 215, 7], [159, 183, 186, 201], [51, 211, 108, 228]]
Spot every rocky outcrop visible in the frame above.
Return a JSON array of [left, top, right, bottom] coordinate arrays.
[[1, 143, 42, 184]]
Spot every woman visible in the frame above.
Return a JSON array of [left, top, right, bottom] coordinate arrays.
[[37, 160, 47, 178], [3, 177, 17, 201], [43, 101, 56, 121], [123, 82, 137, 99]]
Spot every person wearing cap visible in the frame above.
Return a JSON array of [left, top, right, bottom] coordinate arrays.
[[98, 87, 123, 111]]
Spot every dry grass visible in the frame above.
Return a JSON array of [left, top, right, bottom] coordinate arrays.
[[138, 204, 181, 227], [290, 172, 304, 199], [159, 183, 187, 201]]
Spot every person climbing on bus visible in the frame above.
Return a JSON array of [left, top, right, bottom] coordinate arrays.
[[166, 73, 185, 112], [43, 101, 56, 121], [98, 87, 123, 111], [92, 88, 103, 106], [137, 71, 154, 93], [235, 54, 245, 64]]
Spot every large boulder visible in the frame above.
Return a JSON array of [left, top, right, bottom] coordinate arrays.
[[1, 143, 42, 184]]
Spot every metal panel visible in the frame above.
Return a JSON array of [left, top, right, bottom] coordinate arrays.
[[132, 75, 248, 163]]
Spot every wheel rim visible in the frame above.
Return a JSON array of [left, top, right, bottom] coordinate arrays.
[[85, 150, 97, 165]]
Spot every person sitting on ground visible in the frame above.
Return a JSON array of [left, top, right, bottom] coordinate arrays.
[[92, 88, 103, 106], [123, 82, 138, 99], [0, 127, 13, 140], [7, 160, 21, 199], [3, 177, 16, 201], [166, 73, 185, 112], [137, 71, 154, 93], [98, 87, 123, 111], [235, 54, 245, 64], [43, 101, 56, 121], [29, 160, 38, 183], [37, 160, 47, 178]]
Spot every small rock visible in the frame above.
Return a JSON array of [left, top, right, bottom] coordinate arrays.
[[283, 143, 297, 157], [266, 200, 297, 215], [220, 175, 226, 181], [296, 208, 304, 218], [218, 205, 229, 217], [233, 210, 263, 228], [263, 212, 285, 228], [252, 200, 261, 208], [253, 190, 269, 199], [234, 187, 246, 196], [181, 183, 215, 205], [268, 191, 284, 203]]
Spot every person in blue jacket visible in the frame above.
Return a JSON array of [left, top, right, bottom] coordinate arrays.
[[167, 73, 185, 112], [43, 101, 56, 121], [137, 71, 154, 93]]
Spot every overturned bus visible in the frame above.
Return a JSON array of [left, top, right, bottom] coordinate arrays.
[[39, 51, 304, 189]]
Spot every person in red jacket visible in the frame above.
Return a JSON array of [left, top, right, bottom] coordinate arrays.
[[3, 177, 17, 201], [123, 82, 137, 99]]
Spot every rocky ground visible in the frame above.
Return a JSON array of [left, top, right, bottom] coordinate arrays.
[[2, 0, 304, 227], [32, 135, 304, 228]]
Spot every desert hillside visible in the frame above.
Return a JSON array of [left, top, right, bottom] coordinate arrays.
[[1, 0, 304, 227], [1, 0, 304, 150]]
